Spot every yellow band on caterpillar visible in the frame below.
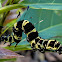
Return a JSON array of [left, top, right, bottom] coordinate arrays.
[[14, 23, 18, 30], [26, 28, 36, 36], [22, 20, 29, 30]]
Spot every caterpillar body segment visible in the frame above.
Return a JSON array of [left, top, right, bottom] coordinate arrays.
[[22, 20, 35, 34]]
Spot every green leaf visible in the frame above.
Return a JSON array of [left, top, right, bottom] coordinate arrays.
[[21, 3, 62, 10], [4, 45, 31, 51], [0, 58, 16, 62], [22, 0, 62, 3], [21, 0, 62, 10]]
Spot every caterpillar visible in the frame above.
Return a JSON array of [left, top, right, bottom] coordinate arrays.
[[0, 20, 62, 54], [0, 6, 62, 54]]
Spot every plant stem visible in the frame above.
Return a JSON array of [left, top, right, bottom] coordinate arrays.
[[1, 11, 10, 25], [0, 4, 26, 14]]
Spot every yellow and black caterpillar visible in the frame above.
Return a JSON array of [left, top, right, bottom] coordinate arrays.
[[0, 20, 62, 54]]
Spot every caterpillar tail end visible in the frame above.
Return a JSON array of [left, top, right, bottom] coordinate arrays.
[[57, 46, 62, 55]]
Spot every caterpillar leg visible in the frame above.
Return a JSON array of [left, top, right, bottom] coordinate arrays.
[[38, 48, 45, 53], [15, 43, 19, 47]]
